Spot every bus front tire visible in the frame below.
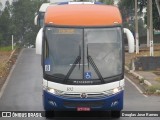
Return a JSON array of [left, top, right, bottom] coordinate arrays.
[[45, 111, 54, 118], [111, 110, 121, 118]]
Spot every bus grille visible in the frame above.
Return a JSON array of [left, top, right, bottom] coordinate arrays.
[[64, 101, 104, 107], [61, 93, 110, 99]]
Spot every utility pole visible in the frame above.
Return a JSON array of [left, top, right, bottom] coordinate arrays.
[[135, 0, 139, 54], [12, 35, 14, 50], [149, 0, 154, 56], [147, 0, 150, 47]]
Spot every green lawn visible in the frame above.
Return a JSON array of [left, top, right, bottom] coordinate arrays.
[[0, 46, 12, 51]]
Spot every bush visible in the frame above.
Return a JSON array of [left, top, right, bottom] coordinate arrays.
[[139, 78, 144, 84], [146, 85, 160, 95]]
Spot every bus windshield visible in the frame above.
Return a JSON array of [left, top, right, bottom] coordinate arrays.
[[44, 27, 122, 83]]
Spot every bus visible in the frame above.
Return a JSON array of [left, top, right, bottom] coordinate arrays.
[[36, 2, 134, 118], [34, 1, 101, 28], [34, 1, 102, 55]]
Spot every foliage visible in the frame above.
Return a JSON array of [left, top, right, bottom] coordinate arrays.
[[146, 85, 160, 95], [0, 1, 11, 45], [118, 0, 135, 23], [139, 78, 144, 84], [99, 0, 114, 5], [0, 0, 47, 47], [144, 0, 160, 30], [11, 0, 41, 46], [139, 0, 147, 12], [118, 0, 160, 31], [118, 0, 147, 37], [0, 2, 2, 15]]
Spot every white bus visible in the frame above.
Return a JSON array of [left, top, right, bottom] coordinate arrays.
[[35, 1, 134, 118]]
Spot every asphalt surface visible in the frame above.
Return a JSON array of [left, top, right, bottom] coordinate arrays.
[[0, 48, 160, 120]]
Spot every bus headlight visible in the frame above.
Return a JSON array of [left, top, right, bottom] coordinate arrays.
[[103, 86, 123, 96], [112, 87, 123, 94], [48, 88, 56, 94], [113, 88, 119, 93], [45, 87, 63, 95]]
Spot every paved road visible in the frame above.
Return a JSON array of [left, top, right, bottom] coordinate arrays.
[[0, 48, 160, 120]]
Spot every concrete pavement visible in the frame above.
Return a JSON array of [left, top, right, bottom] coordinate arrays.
[[125, 66, 160, 87]]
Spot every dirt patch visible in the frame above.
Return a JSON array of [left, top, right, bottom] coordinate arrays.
[[153, 71, 160, 76], [0, 51, 11, 62], [0, 48, 21, 90]]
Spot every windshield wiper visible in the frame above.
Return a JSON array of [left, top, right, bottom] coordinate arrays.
[[87, 45, 105, 84], [63, 46, 81, 84]]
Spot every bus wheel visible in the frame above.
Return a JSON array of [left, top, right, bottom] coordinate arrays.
[[45, 111, 54, 118], [111, 111, 121, 118]]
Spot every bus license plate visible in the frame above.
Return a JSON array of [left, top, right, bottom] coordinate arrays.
[[77, 107, 90, 111]]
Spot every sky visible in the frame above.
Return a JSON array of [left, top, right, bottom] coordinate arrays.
[[0, 0, 13, 9], [0, 0, 120, 10]]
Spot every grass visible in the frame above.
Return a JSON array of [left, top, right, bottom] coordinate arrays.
[[0, 46, 12, 51], [139, 78, 144, 84], [155, 77, 160, 82], [145, 85, 160, 95], [138, 51, 160, 56]]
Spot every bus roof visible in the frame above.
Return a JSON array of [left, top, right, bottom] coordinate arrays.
[[45, 4, 122, 26], [39, 3, 50, 12]]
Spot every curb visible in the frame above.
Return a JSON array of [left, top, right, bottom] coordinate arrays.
[[125, 66, 152, 87], [0, 49, 23, 98], [7, 49, 16, 63]]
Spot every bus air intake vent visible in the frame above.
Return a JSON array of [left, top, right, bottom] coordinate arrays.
[[62, 93, 109, 99], [64, 101, 104, 108]]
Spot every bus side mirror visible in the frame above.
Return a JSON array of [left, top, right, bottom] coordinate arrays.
[[123, 28, 135, 53], [36, 28, 43, 55], [34, 15, 38, 25]]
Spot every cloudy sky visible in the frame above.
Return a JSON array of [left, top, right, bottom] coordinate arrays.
[[0, 0, 13, 9], [0, 0, 120, 10]]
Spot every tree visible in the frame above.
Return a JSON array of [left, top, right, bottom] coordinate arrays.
[[118, 0, 135, 23], [10, 0, 47, 46], [144, 0, 160, 30], [0, 2, 2, 15], [0, 1, 12, 45], [155, 0, 160, 16], [118, 0, 147, 37], [136, 0, 160, 30], [119, 0, 160, 31], [0, 0, 48, 47], [99, 0, 114, 5]]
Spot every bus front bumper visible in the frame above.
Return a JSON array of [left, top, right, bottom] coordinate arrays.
[[43, 90, 123, 111]]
